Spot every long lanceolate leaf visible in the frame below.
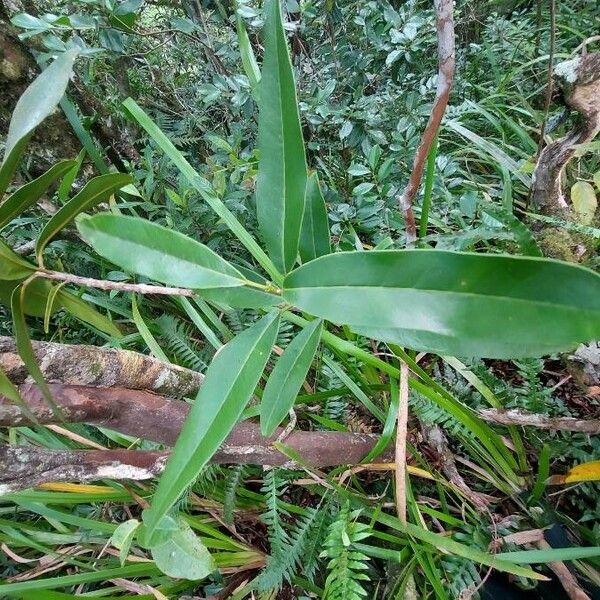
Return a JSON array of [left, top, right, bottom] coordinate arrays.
[[36, 173, 133, 264], [0, 47, 79, 196], [142, 311, 280, 543], [236, 9, 261, 91], [299, 173, 331, 262], [0, 159, 76, 228], [260, 318, 322, 436], [77, 214, 245, 289], [255, 0, 308, 273], [283, 250, 600, 359]]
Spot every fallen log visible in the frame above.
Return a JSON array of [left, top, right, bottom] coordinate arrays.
[[0, 383, 386, 492], [0, 336, 202, 398]]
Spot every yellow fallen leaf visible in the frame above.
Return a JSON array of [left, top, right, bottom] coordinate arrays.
[[550, 460, 600, 485]]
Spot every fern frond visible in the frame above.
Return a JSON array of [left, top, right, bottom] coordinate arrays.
[[261, 469, 290, 558], [156, 315, 208, 371], [223, 465, 248, 525], [321, 504, 372, 600], [256, 502, 329, 592]]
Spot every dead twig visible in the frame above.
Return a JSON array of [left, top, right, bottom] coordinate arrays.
[[0, 383, 386, 491], [478, 408, 600, 434], [421, 424, 493, 510], [395, 361, 409, 524]]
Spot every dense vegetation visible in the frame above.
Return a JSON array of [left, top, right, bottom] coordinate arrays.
[[1, 0, 600, 598]]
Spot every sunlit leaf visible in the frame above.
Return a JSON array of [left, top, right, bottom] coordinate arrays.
[[110, 519, 140, 566], [550, 460, 600, 485], [571, 181, 597, 225], [150, 518, 215, 580], [283, 250, 600, 358], [77, 214, 245, 289], [0, 47, 79, 196]]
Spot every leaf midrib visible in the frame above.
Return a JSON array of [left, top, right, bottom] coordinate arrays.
[[284, 285, 600, 313]]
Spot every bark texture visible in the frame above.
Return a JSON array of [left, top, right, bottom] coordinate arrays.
[[0, 336, 202, 398], [532, 53, 600, 214], [0, 383, 385, 491]]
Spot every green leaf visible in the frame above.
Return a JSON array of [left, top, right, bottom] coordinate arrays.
[[36, 173, 132, 264], [0, 275, 121, 336], [495, 546, 600, 564], [299, 172, 331, 263], [571, 181, 597, 225], [198, 265, 280, 309], [77, 214, 244, 289], [0, 564, 159, 595], [1, 277, 55, 317], [142, 311, 280, 542], [361, 378, 399, 463], [260, 318, 322, 436], [110, 519, 140, 566], [446, 121, 530, 186], [0, 47, 79, 197], [57, 149, 86, 202], [122, 98, 282, 284], [199, 286, 280, 309], [480, 202, 542, 257], [0, 241, 36, 280], [283, 250, 600, 359], [255, 0, 308, 273], [132, 294, 169, 360], [57, 288, 122, 337], [236, 10, 261, 91], [11, 281, 61, 417], [0, 160, 76, 228], [150, 518, 216, 580]]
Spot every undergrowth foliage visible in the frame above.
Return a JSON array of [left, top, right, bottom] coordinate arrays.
[[321, 504, 372, 600], [0, 0, 599, 598]]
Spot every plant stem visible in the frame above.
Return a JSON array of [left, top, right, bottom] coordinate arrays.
[[36, 270, 196, 297]]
